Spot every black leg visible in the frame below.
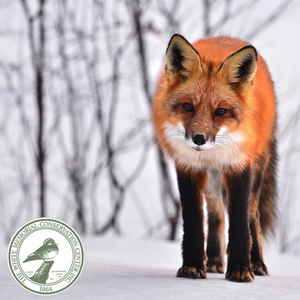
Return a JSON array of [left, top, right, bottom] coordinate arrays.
[[176, 170, 207, 279], [249, 214, 268, 275], [249, 166, 268, 275], [206, 213, 225, 273], [225, 167, 254, 282]]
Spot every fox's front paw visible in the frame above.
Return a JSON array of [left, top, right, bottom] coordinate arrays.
[[176, 266, 207, 279], [226, 264, 254, 282], [251, 261, 268, 275], [206, 257, 224, 273]]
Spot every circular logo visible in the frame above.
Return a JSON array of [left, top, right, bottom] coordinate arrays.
[[7, 218, 84, 295]]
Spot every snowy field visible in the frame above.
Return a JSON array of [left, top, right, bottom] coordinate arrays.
[[1, 237, 300, 299]]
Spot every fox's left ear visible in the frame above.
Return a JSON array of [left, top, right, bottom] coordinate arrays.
[[219, 45, 257, 89], [165, 34, 202, 84]]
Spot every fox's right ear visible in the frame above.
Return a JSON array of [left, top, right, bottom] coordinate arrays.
[[165, 34, 202, 84]]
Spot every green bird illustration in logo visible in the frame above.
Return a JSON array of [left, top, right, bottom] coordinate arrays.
[[23, 238, 59, 263]]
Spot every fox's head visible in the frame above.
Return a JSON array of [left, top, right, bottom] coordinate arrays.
[[152, 34, 258, 170]]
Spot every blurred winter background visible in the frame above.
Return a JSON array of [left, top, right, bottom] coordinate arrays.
[[0, 0, 299, 256]]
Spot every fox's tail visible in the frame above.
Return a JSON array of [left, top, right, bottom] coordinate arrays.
[[258, 139, 277, 236]]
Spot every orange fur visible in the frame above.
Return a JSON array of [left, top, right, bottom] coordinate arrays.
[[152, 36, 276, 172]]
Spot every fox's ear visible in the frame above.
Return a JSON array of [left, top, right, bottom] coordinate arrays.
[[165, 34, 202, 84], [219, 45, 257, 88]]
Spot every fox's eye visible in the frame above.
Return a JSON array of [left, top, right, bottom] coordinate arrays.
[[215, 108, 227, 116], [183, 103, 193, 112]]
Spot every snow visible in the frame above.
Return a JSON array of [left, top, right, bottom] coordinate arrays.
[[1, 236, 300, 299]]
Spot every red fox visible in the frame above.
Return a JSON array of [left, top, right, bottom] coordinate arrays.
[[152, 34, 277, 282]]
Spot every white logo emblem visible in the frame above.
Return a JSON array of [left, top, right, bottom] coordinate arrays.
[[7, 218, 84, 295]]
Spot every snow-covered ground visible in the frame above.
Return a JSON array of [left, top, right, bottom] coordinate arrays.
[[1, 237, 300, 299]]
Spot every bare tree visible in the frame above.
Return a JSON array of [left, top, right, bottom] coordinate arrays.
[[20, 0, 47, 217]]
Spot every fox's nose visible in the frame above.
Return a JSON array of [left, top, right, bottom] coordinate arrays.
[[192, 134, 206, 146]]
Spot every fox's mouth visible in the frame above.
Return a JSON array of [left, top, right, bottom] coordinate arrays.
[[185, 138, 212, 152], [192, 147, 204, 152]]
